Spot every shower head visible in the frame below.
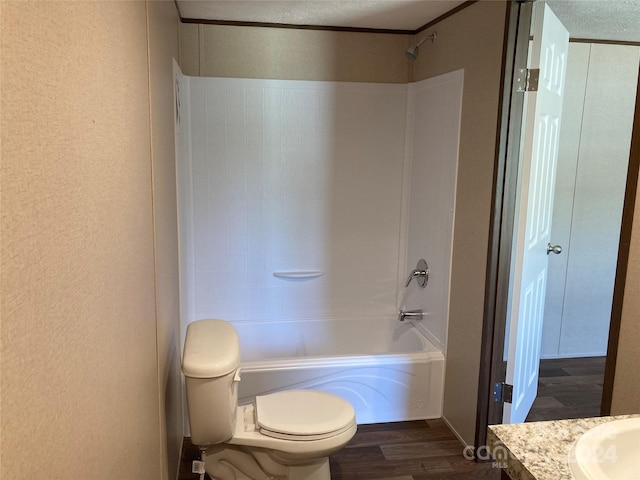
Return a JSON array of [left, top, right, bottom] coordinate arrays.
[[404, 45, 420, 61], [405, 32, 437, 61]]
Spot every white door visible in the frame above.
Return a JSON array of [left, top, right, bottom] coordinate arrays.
[[504, 2, 569, 424]]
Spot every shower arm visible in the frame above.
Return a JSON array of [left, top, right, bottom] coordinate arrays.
[[415, 32, 437, 48]]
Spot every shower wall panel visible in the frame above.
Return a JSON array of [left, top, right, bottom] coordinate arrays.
[[400, 71, 463, 351], [185, 77, 407, 322]]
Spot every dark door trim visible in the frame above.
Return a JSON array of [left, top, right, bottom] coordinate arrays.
[[474, 0, 532, 452]]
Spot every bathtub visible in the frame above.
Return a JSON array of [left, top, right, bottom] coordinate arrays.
[[232, 317, 444, 425]]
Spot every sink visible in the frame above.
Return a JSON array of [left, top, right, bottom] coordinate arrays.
[[569, 417, 640, 480]]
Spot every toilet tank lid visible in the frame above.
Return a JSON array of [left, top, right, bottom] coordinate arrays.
[[182, 319, 240, 378]]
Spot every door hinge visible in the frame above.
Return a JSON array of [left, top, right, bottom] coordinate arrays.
[[493, 382, 514, 403], [516, 68, 540, 92]]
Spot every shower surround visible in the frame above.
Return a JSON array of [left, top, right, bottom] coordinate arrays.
[[184, 77, 407, 322], [175, 68, 463, 424]]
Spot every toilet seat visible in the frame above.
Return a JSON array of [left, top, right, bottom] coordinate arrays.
[[255, 390, 356, 441]]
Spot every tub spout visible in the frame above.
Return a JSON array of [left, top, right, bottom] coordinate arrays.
[[398, 309, 424, 322]]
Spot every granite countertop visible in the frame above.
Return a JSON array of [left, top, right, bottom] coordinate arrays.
[[487, 414, 639, 480]]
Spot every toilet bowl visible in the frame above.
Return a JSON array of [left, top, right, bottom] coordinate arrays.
[[182, 319, 357, 480]]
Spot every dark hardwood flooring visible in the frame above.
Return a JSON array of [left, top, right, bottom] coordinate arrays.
[[329, 420, 500, 480], [525, 356, 606, 422], [178, 420, 501, 480]]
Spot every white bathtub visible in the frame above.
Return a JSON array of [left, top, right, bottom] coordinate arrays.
[[232, 317, 444, 424]]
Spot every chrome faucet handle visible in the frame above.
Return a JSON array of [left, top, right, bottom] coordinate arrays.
[[405, 259, 429, 288], [405, 269, 421, 287], [398, 309, 424, 322]]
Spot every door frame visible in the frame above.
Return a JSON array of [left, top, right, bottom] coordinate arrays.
[[475, 0, 640, 451], [601, 69, 640, 414]]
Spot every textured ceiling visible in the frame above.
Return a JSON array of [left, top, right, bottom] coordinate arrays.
[[546, 0, 640, 43], [177, 0, 640, 41]]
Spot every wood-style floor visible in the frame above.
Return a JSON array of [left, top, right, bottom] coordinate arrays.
[[178, 420, 500, 480], [329, 420, 500, 480], [526, 356, 606, 422]]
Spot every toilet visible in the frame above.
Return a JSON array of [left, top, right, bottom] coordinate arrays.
[[182, 319, 357, 480]]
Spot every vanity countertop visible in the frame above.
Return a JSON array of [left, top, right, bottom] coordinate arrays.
[[487, 414, 638, 480]]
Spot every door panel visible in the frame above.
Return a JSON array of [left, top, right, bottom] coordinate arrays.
[[504, 2, 569, 424]]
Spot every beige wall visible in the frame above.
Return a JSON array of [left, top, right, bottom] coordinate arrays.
[[412, 0, 508, 445], [611, 119, 640, 415], [1, 1, 181, 478], [180, 23, 411, 83], [148, 1, 183, 479], [147, 1, 183, 478]]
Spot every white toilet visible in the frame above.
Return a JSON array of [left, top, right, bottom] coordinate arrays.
[[182, 319, 357, 480]]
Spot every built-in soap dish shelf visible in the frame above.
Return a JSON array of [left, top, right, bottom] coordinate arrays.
[[273, 271, 324, 280]]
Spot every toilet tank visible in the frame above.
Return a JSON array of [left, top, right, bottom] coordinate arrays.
[[182, 319, 241, 447]]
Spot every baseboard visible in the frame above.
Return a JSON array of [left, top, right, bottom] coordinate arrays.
[[441, 415, 472, 449], [539, 353, 607, 360]]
